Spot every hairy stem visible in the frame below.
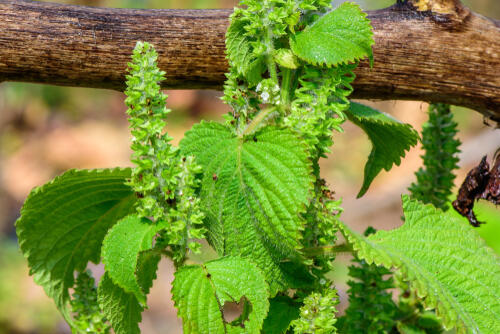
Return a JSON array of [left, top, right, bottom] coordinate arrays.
[[302, 243, 353, 257], [242, 106, 277, 136], [280, 67, 293, 110]]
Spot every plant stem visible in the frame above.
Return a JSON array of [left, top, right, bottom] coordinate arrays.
[[302, 243, 353, 257], [280, 67, 293, 110], [242, 106, 276, 137]]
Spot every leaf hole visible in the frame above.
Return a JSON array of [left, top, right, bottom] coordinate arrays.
[[222, 296, 252, 327]]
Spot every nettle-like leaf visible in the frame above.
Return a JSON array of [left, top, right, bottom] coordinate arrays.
[[347, 102, 419, 197], [15, 168, 135, 321], [98, 273, 142, 334], [226, 15, 265, 86], [180, 122, 315, 294], [290, 2, 374, 67], [101, 215, 164, 305], [338, 196, 500, 333], [172, 256, 269, 333]]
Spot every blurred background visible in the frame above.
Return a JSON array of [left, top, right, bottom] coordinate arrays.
[[0, 0, 498, 333]]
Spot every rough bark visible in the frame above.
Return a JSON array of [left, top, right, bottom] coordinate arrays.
[[0, 0, 499, 120]]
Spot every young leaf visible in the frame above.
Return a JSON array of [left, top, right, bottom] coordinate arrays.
[[101, 215, 165, 305], [98, 273, 143, 334], [172, 256, 269, 334], [274, 49, 299, 69], [290, 2, 373, 67], [180, 122, 315, 294], [226, 15, 265, 86], [338, 196, 500, 333], [347, 102, 419, 197], [15, 168, 136, 321], [262, 295, 301, 334]]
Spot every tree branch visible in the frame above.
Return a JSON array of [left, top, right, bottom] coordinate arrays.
[[0, 0, 499, 120]]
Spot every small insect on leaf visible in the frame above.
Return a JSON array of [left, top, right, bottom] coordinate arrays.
[[213, 174, 218, 181]]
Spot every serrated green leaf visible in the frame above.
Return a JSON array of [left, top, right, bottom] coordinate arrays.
[[98, 273, 142, 334], [347, 102, 419, 197], [225, 16, 251, 70], [226, 15, 265, 86], [15, 168, 135, 321], [180, 122, 315, 294], [172, 256, 269, 334], [338, 196, 500, 333], [262, 295, 301, 334], [290, 2, 374, 67], [102, 215, 164, 305]]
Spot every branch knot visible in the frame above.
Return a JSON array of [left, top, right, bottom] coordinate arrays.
[[408, 0, 470, 27]]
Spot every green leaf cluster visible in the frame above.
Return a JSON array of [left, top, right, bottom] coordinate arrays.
[[222, 2, 377, 304], [182, 1, 377, 330], [339, 103, 464, 333], [15, 168, 136, 322], [225, 0, 332, 86], [15, 42, 208, 334], [338, 196, 500, 333], [223, 0, 374, 137], [14, 168, 148, 334], [180, 122, 315, 294]]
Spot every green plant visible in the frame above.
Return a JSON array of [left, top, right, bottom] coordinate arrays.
[[409, 103, 461, 211], [337, 103, 463, 333], [15, 1, 500, 334]]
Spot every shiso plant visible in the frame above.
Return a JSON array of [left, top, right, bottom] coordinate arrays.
[[15, 1, 500, 333]]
